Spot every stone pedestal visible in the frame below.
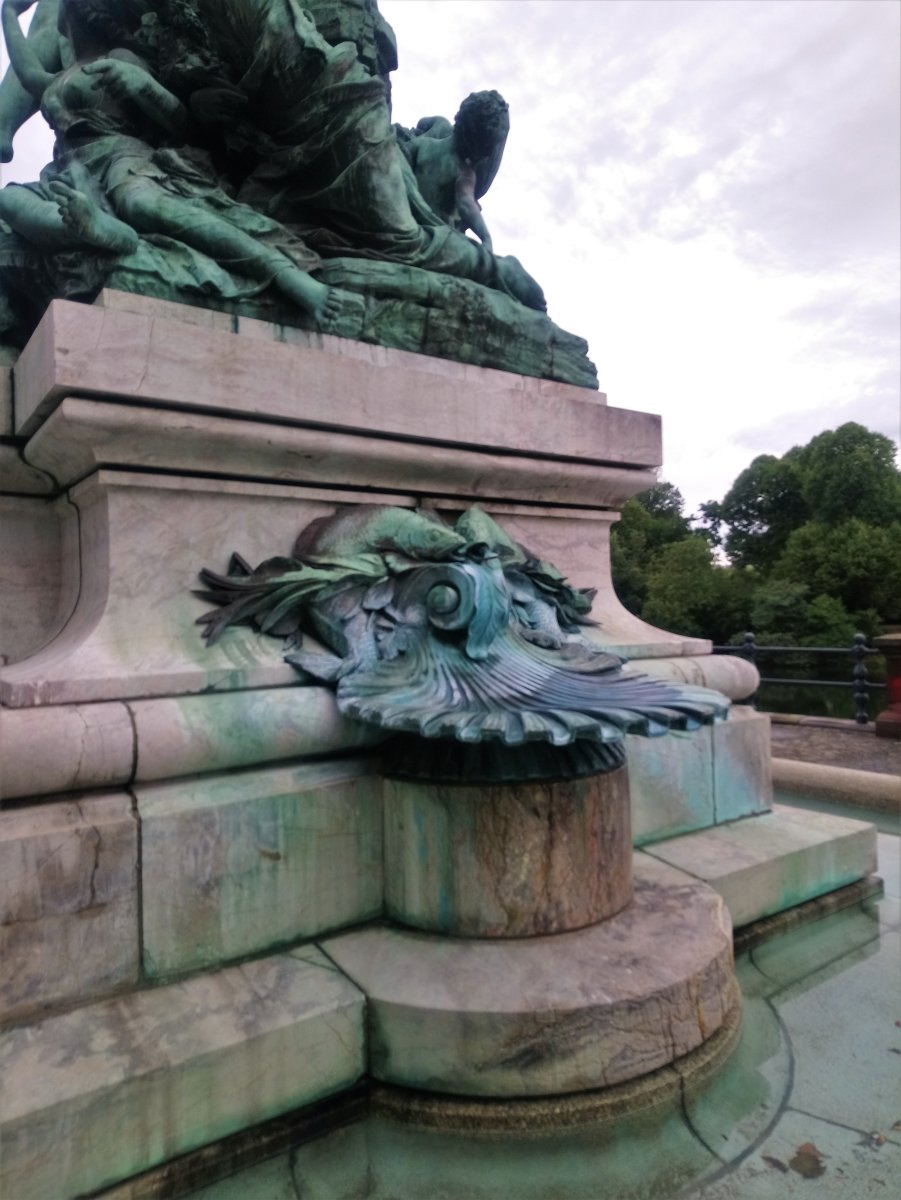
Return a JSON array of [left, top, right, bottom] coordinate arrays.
[[0, 292, 880, 1198], [383, 769, 632, 937]]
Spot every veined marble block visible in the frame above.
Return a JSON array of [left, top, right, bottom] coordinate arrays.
[[0, 794, 139, 1023], [0, 688, 380, 802], [384, 769, 632, 937], [138, 759, 383, 978], [0, 948, 364, 1200], [710, 707, 772, 823], [628, 725, 715, 846]]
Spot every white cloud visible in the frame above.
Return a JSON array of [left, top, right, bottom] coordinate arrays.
[[384, 0, 901, 511]]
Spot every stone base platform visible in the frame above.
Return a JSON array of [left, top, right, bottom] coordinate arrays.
[[371, 996, 743, 1131], [0, 948, 365, 1200], [641, 804, 878, 929], [0, 807, 878, 1200], [322, 856, 737, 1099]]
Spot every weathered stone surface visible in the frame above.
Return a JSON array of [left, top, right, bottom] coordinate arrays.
[[12, 302, 657, 460], [628, 708, 772, 846], [1, 702, 135, 800], [322, 855, 737, 1097], [0, 471, 413, 706], [641, 805, 877, 928], [633, 653, 760, 701], [0, 948, 364, 1200], [711, 707, 772, 823], [0, 492, 75, 666], [772, 757, 901, 815], [0, 442, 54, 494], [0, 688, 379, 801], [130, 687, 380, 783], [0, 794, 139, 1022], [138, 760, 383, 978], [94, 287, 235, 333], [0, 358, 12, 436], [23, 396, 656, 508], [384, 769, 632, 936], [627, 726, 715, 846], [14, 300, 653, 462]]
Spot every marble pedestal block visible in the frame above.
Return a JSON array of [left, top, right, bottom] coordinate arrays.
[[383, 768, 632, 937]]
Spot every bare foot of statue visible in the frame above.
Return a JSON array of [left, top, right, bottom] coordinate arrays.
[[314, 284, 347, 328], [48, 181, 139, 254], [273, 266, 363, 333]]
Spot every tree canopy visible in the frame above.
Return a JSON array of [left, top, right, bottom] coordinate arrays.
[[611, 422, 901, 645]]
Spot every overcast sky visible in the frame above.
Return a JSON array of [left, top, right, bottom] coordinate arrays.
[[383, 0, 901, 513], [2, 0, 899, 514]]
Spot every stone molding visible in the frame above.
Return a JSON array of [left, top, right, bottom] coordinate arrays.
[[13, 297, 651, 460], [22, 397, 658, 509]]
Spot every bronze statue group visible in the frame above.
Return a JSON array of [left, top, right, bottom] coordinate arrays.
[[0, 0, 545, 343]]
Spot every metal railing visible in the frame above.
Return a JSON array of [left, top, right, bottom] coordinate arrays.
[[712, 632, 884, 724]]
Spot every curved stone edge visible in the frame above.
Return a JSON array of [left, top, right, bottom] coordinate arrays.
[[322, 858, 737, 1098], [629, 654, 760, 701], [772, 756, 901, 816], [370, 987, 742, 1132], [0, 687, 380, 802]]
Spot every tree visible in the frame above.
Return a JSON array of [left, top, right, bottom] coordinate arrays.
[[749, 579, 810, 641], [610, 483, 692, 614], [641, 536, 753, 643], [637, 481, 689, 523], [798, 595, 858, 647], [775, 518, 901, 620], [641, 537, 717, 638], [611, 426, 901, 648], [711, 451, 808, 570], [798, 423, 901, 527]]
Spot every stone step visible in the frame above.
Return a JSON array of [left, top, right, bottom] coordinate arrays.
[[322, 856, 738, 1099], [0, 948, 364, 1200], [640, 804, 878, 929]]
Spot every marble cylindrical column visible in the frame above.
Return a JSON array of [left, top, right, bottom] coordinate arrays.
[[383, 766, 632, 937]]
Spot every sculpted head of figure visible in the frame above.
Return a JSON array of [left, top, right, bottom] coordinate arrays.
[[454, 89, 509, 162], [61, 0, 148, 57]]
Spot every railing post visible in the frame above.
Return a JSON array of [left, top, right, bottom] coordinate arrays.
[[741, 631, 758, 708], [873, 633, 901, 739], [851, 633, 870, 725]]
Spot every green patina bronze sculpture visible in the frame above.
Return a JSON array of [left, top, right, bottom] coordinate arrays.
[[0, 0, 596, 386], [197, 506, 729, 783]]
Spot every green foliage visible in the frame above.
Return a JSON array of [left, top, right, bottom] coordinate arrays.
[[612, 422, 900, 649], [642, 536, 752, 644], [749, 579, 810, 637], [774, 518, 901, 620], [715, 452, 808, 569], [744, 581, 859, 646], [798, 595, 858, 647], [610, 486, 691, 614], [641, 537, 717, 638], [798, 423, 901, 526], [637, 481, 689, 521]]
